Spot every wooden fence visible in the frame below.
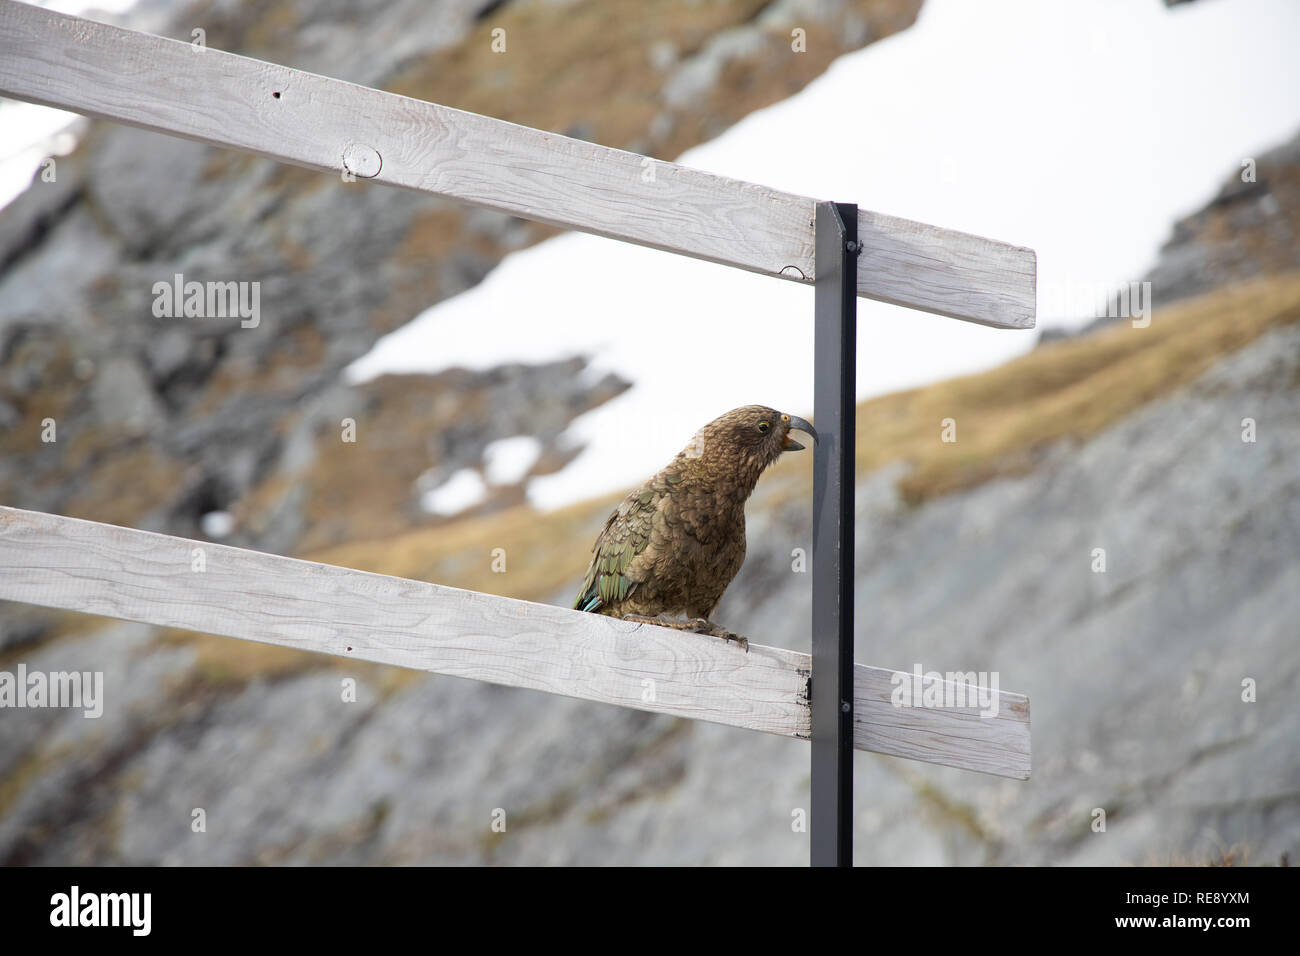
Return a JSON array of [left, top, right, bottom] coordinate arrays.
[[0, 0, 1036, 864]]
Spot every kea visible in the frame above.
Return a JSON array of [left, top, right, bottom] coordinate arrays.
[[573, 405, 816, 650]]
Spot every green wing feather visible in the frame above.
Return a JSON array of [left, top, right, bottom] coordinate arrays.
[[574, 484, 658, 613]]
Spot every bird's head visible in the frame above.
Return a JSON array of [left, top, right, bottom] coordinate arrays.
[[683, 405, 818, 480]]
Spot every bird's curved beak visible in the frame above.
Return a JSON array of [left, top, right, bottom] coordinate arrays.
[[782, 415, 817, 451]]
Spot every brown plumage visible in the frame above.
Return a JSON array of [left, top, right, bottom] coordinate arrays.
[[573, 405, 816, 650]]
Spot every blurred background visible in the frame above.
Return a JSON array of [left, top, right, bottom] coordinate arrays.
[[1, 0, 1297, 864]]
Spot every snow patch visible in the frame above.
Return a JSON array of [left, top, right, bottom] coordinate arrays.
[[483, 435, 543, 486], [420, 468, 488, 516]]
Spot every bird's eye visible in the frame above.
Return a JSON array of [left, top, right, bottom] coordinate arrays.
[[757, 421, 771, 434]]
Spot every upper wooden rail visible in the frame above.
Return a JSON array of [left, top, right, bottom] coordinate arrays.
[[0, 0, 1035, 329], [0, 506, 1030, 778]]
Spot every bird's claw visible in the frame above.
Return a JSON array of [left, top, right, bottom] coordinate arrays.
[[719, 630, 749, 652], [688, 618, 749, 652], [621, 615, 748, 652]]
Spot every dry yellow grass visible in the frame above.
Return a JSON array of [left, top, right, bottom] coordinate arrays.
[[311, 489, 626, 606], [861, 274, 1300, 504], [387, 0, 769, 152]]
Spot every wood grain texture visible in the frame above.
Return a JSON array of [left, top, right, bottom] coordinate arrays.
[[0, 0, 1035, 329], [854, 665, 1032, 779], [0, 506, 1030, 778]]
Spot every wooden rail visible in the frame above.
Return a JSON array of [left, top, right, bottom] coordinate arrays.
[[0, 0, 1035, 329], [0, 506, 1030, 778]]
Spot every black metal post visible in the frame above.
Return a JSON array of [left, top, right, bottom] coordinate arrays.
[[811, 201, 857, 867]]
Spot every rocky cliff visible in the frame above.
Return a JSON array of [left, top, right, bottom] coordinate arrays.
[[1, 0, 919, 640], [1, 0, 1297, 865]]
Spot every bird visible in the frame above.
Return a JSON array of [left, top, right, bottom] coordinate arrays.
[[573, 405, 816, 650]]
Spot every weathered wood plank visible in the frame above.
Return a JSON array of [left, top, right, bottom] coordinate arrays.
[[854, 665, 1032, 779], [0, 507, 810, 738], [0, 0, 1035, 329], [0, 506, 1030, 777], [857, 209, 1037, 329]]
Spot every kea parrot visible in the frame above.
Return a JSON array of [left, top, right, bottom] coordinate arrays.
[[573, 405, 817, 650]]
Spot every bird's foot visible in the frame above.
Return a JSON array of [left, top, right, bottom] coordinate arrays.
[[620, 614, 749, 652], [686, 618, 749, 652], [621, 613, 670, 628]]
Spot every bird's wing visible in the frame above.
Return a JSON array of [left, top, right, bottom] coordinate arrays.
[[573, 482, 662, 613]]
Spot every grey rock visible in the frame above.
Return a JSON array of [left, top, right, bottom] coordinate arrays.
[[88, 355, 166, 434]]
